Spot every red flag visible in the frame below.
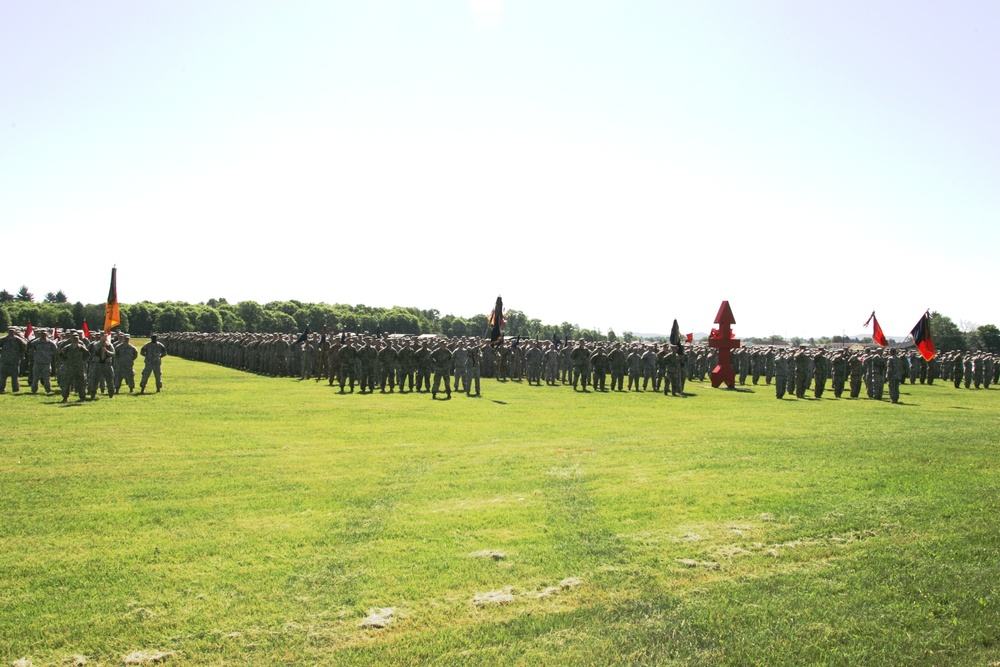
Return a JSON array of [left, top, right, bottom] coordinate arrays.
[[910, 311, 935, 361], [104, 267, 120, 332], [686, 333, 693, 343], [53, 326, 59, 340], [863, 311, 888, 346], [83, 321, 90, 338], [25, 321, 33, 338]]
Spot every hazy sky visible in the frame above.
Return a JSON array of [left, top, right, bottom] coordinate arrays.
[[2, 1, 997, 337]]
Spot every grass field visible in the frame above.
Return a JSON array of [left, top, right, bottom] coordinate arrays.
[[2, 355, 999, 666]]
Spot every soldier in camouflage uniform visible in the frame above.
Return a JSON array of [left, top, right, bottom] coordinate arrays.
[[139, 335, 167, 394], [30, 329, 58, 394], [357, 339, 378, 394], [774, 350, 788, 399], [466, 341, 482, 397], [886, 348, 903, 404], [59, 332, 91, 402], [431, 341, 453, 399], [397, 339, 416, 393], [830, 351, 847, 399], [570, 341, 590, 391], [626, 346, 642, 392], [812, 349, 829, 399], [2, 327, 28, 394], [113, 333, 139, 393], [590, 345, 608, 392], [414, 340, 433, 393], [89, 332, 116, 399], [608, 343, 626, 392]]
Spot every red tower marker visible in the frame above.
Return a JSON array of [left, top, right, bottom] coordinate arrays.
[[708, 301, 741, 389]]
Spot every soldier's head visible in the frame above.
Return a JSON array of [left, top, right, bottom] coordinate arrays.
[[150, 335, 158, 343], [38, 330, 48, 339]]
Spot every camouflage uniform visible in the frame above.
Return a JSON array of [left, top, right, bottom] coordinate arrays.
[[0, 328, 28, 393], [30, 332, 58, 394]]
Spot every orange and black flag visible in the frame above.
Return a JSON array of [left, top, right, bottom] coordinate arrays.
[[910, 310, 935, 361], [104, 267, 120, 332], [488, 296, 505, 348], [863, 311, 888, 347]]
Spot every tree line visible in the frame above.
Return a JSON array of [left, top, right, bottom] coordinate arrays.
[[2, 288, 998, 352]]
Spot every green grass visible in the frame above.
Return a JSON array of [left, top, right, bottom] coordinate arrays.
[[2, 359, 999, 666]]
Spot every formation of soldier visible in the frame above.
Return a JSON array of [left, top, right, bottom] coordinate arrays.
[[8, 324, 995, 405], [0, 326, 167, 402], [155, 330, 1000, 404]]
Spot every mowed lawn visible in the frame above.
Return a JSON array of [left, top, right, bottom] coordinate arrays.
[[2, 356, 999, 666]]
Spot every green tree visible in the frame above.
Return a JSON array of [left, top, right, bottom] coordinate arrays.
[[15, 286, 33, 302], [929, 312, 965, 353], [261, 310, 297, 333], [237, 301, 265, 332], [126, 302, 159, 336], [154, 305, 192, 333], [976, 324, 1000, 353], [0, 290, 13, 303], [196, 307, 224, 333], [0, 306, 9, 329]]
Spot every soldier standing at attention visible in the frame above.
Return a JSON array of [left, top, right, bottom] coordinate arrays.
[[608, 343, 626, 392], [830, 351, 847, 399], [114, 334, 139, 393], [139, 334, 168, 394], [466, 341, 482, 397], [60, 332, 91, 402], [626, 346, 642, 392], [30, 329, 58, 394], [431, 340, 453, 399], [89, 332, 116, 399], [397, 339, 416, 393], [886, 348, 903, 404], [590, 345, 608, 392], [1, 326, 28, 394], [414, 340, 433, 393], [357, 339, 378, 394], [570, 340, 590, 391]]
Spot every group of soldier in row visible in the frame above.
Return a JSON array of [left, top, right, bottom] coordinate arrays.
[[154, 331, 998, 403], [0, 327, 167, 402]]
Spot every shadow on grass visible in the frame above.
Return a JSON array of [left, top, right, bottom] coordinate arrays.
[[490, 400, 508, 405]]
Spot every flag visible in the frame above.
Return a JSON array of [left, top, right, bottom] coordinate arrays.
[[553, 333, 562, 349], [863, 311, 888, 347], [910, 311, 935, 361], [669, 319, 681, 346], [26, 321, 33, 338], [320, 326, 327, 346], [686, 333, 693, 343], [488, 296, 504, 348], [104, 267, 120, 332], [53, 325, 59, 340], [295, 326, 309, 345], [83, 321, 90, 338]]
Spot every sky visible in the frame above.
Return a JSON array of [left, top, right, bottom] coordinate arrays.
[[2, 1, 998, 338]]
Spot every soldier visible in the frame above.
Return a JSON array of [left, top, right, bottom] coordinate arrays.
[[886, 348, 903, 404], [431, 341, 453, 399], [812, 349, 829, 399], [870, 350, 887, 400], [658, 344, 682, 396], [89, 332, 116, 399], [830, 351, 847, 399], [774, 349, 789, 399], [466, 340, 482, 397], [452, 341, 469, 392], [139, 334, 168, 394], [339, 338, 359, 392], [414, 340, 433, 393], [641, 345, 658, 391], [357, 339, 378, 394], [793, 346, 810, 399], [29, 329, 58, 394], [608, 343, 626, 392], [378, 339, 398, 393], [590, 345, 608, 392], [626, 346, 642, 392], [114, 334, 139, 393], [397, 339, 416, 393], [543, 342, 560, 386], [1, 326, 28, 394], [524, 341, 543, 386], [570, 340, 590, 391], [60, 331, 91, 402], [848, 351, 864, 399], [950, 350, 963, 388]]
